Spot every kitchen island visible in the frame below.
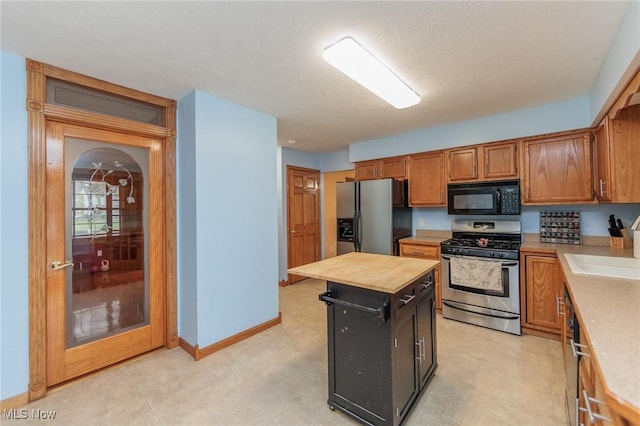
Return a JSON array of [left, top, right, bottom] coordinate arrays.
[[289, 252, 439, 426]]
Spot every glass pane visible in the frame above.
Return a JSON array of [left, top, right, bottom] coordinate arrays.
[[66, 143, 148, 347], [46, 78, 165, 126]]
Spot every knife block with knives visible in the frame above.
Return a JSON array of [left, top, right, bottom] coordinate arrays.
[[609, 215, 632, 249]]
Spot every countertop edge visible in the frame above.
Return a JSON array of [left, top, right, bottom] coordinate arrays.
[[522, 242, 640, 415], [288, 253, 439, 294]]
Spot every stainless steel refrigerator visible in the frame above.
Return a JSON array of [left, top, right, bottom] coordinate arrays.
[[336, 179, 412, 256]]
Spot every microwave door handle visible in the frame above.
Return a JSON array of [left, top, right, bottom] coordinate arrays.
[[496, 189, 501, 213]]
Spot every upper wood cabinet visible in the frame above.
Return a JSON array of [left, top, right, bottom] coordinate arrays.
[[447, 147, 478, 181], [593, 120, 612, 202], [594, 104, 640, 203], [521, 130, 594, 204], [408, 151, 446, 206], [483, 140, 519, 180], [447, 140, 518, 183], [354, 160, 378, 181], [355, 156, 407, 181]]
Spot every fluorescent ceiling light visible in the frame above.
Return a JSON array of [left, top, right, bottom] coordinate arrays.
[[322, 37, 421, 109]]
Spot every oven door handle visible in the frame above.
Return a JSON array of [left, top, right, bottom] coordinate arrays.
[[441, 254, 517, 267], [442, 300, 520, 320]]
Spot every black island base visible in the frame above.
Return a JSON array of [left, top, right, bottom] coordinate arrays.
[[319, 269, 437, 426]]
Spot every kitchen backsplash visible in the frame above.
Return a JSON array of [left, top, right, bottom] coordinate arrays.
[[412, 204, 640, 238]]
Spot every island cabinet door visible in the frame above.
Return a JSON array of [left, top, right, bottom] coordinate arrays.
[[325, 282, 394, 425], [416, 283, 436, 389], [392, 305, 419, 423]]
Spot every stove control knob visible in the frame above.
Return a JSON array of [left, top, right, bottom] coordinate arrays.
[[489, 252, 495, 257]]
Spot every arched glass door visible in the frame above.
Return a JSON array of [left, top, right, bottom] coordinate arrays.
[[67, 145, 148, 347], [46, 122, 165, 386]]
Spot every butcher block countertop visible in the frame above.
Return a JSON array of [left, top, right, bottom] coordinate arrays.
[[522, 241, 640, 417], [287, 252, 439, 294]]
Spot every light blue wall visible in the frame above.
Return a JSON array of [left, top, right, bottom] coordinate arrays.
[[0, 52, 29, 400], [590, 0, 640, 122], [349, 96, 591, 162], [413, 205, 640, 238], [176, 91, 198, 344], [181, 90, 279, 348], [319, 148, 353, 173]]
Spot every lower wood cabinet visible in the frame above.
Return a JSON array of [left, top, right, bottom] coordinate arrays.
[[561, 259, 638, 426], [520, 251, 562, 335], [399, 241, 442, 311], [578, 329, 614, 426], [322, 270, 437, 426]]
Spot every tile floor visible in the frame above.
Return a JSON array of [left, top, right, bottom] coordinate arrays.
[[5, 278, 568, 425]]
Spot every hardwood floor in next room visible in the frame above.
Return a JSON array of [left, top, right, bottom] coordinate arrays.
[[5, 278, 567, 425]]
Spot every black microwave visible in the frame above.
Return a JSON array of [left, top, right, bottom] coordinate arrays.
[[447, 180, 521, 215]]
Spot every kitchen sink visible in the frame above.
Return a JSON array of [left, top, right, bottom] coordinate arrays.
[[564, 253, 640, 280]]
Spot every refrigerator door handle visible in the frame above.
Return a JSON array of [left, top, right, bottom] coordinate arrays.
[[355, 211, 363, 252], [352, 212, 358, 252]]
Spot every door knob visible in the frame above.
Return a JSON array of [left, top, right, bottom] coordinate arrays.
[[290, 229, 297, 234], [49, 260, 74, 271]]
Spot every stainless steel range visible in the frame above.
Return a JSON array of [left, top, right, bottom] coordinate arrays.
[[440, 220, 522, 335]]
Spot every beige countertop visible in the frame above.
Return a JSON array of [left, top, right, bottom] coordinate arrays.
[[523, 241, 640, 415], [287, 252, 439, 294]]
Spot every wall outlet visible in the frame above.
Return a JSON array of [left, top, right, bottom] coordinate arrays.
[[97, 250, 102, 257], [418, 218, 425, 227]]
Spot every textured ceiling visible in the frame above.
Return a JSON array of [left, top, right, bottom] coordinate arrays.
[[0, 1, 631, 153]]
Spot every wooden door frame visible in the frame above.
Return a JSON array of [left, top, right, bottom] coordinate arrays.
[[26, 59, 177, 401], [286, 165, 321, 284]]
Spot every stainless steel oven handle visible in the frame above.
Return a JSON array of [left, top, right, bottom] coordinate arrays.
[[442, 300, 520, 320], [441, 254, 517, 267]]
